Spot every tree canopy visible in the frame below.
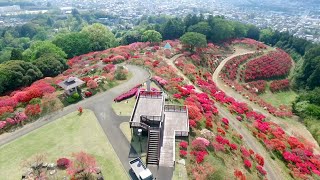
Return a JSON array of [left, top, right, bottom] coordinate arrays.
[[180, 32, 207, 51], [0, 60, 43, 94], [34, 53, 67, 77], [53, 32, 91, 58], [161, 18, 185, 40], [81, 23, 117, 51], [22, 41, 67, 61], [141, 30, 162, 43]]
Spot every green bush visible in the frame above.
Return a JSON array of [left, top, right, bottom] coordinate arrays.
[[66, 93, 81, 104], [29, 98, 41, 105], [115, 66, 127, 80]]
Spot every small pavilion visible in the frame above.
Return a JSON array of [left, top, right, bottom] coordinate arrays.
[[163, 42, 172, 50], [58, 76, 85, 95]]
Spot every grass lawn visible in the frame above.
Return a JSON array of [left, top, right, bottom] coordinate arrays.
[[112, 97, 137, 116], [259, 90, 298, 107], [0, 110, 128, 180], [119, 122, 148, 164]]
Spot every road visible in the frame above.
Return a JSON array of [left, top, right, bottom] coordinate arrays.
[[165, 51, 286, 180]]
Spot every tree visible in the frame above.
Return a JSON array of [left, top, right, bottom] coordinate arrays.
[[0, 60, 43, 93], [180, 32, 207, 51], [187, 22, 211, 37], [33, 53, 67, 77], [141, 30, 162, 44], [10, 48, 23, 60], [67, 152, 97, 179], [247, 25, 260, 40], [161, 18, 185, 40], [19, 23, 40, 38], [53, 32, 91, 58], [81, 23, 117, 51], [22, 41, 67, 61], [120, 31, 142, 45], [209, 18, 235, 42]]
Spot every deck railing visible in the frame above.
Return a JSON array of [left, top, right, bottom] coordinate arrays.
[[164, 105, 187, 112], [139, 90, 163, 99]]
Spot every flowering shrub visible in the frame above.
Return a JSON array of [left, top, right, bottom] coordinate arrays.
[[113, 84, 141, 102], [243, 49, 292, 81], [0, 121, 7, 130], [103, 64, 115, 73], [234, 169, 246, 180], [179, 141, 188, 149], [244, 159, 252, 168], [87, 80, 99, 89], [244, 80, 267, 94], [25, 104, 41, 117], [180, 150, 187, 158], [192, 138, 209, 151], [232, 38, 267, 49], [255, 154, 264, 166], [222, 118, 229, 125], [190, 150, 208, 163], [84, 91, 93, 97], [152, 76, 168, 86], [57, 158, 70, 169], [270, 79, 290, 92], [256, 165, 267, 176], [0, 106, 14, 116], [222, 53, 259, 81]]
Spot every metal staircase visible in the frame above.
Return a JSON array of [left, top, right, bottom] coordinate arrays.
[[146, 129, 161, 165]]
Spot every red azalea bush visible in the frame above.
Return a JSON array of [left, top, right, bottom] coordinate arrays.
[[244, 80, 267, 94], [152, 76, 168, 86], [234, 169, 246, 180], [57, 158, 71, 169], [256, 165, 267, 176], [270, 79, 290, 92], [244, 159, 252, 168], [243, 49, 292, 81], [113, 84, 141, 102], [0, 106, 14, 116], [0, 121, 7, 130], [179, 141, 188, 149], [103, 64, 115, 73], [180, 150, 187, 158], [84, 91, 93, 97], [87, 80, 99, 89], [232, 38, 267, 49], [255, 154, 265, 166], [24, 104, 41, 117], [222, 53, 260, 81], [0, 97, 18, 108]]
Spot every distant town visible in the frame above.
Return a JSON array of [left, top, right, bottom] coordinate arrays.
[[0, 0, 319, 42]]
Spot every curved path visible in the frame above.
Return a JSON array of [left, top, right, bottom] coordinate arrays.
[[212, 48, 320, 153], [166, 52, 286, 180], [0, 65, 150, 178]]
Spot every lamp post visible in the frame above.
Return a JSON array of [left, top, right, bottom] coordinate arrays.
[[137, 129, 142, 154]]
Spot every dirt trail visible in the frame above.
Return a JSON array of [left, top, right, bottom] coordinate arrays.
[[164, 51, 287, 180], [212, 47, 320, 154]]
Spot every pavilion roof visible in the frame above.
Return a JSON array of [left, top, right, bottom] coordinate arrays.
[[58, 76, 85, 90]]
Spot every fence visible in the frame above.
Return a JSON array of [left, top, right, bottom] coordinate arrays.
[[164, 105, 187, 112]]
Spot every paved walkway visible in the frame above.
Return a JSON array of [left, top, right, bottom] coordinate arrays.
[[0, 65, 150, 179]]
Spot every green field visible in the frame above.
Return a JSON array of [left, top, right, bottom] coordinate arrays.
[[259, 90, 298, 107], [0, 110, 128, 180]]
